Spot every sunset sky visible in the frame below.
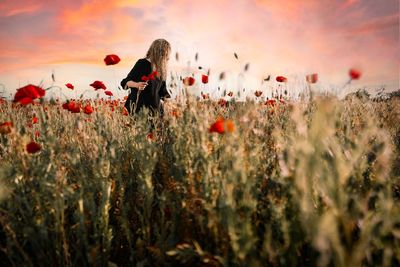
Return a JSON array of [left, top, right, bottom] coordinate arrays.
[[0, 0, 398, 99]]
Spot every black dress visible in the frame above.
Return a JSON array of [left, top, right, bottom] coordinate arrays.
[[121, 58, 170, 116]]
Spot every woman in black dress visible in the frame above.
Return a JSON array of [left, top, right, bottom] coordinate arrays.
[[121, 39, 171, 117]]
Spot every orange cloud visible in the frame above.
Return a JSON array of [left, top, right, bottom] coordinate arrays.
[[0, 0, 398, 91]]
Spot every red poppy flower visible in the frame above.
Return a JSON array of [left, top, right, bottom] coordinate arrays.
[[170, 109, 179, 117], [201, 93, 209, 100], [255, 91, 262, 97], [32, 117, 38, 124], [141, 71, 158, 82], [202, 75, 208, 84], [70, 105, 81, 113], [349, 69, 361, 80], [104, 54, 121, 65], [122, 107, 129, 116], [183, 77, 195, 86], [123, 96, 128, 100], [209, 117, 235, 134], [66, 101, 80, 113], [226, 120, 235, 133], [147, 132, 155, 141], [306, 73, 318, 84], [148, 71, 158, 80], [84, 104, 93, 115], [90, 81, 107, 90], [227, 91, 233, 97], [218, 99, 227, 107], [26, 141, 41, 154], [13, 84, 45, 104], [67, 101, 76, 110], [276, 76, 287, 82], [65, 83, 74, 89], [265, 99, 276, 106], [19, 97, 34, 106], [105, 91, 113, 97], [34, 131, 40, 137], [0, 121, 13, 134], [209, 118, 224, 134]]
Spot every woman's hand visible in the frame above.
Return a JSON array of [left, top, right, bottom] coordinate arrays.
[[126, 81, 148, 90], [136, 82, 148, 90]]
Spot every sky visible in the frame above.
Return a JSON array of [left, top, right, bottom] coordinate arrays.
[[0, 0, 399, 100]]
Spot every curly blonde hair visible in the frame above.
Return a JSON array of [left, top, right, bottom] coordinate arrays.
[[146, 39, 171, 81]]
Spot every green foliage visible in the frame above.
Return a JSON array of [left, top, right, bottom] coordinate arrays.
[[0, 95, 399, 267]]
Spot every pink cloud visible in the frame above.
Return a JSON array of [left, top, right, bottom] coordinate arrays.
[[346, 14, 399, 35], [0, 0, 43, 17], [0, 0, 398, 91]]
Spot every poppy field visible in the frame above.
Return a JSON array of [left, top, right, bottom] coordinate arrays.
[[0, 70, 399, 266]]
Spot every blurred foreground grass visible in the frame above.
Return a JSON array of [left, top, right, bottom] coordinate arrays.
[[0, 93, 399, 267]]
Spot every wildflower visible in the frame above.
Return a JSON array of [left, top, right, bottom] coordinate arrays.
[[104, 54, 121, 65], [148, 71, 158, 80], [32, 117, 38, 124], [26, 141, 41, 154], [68, 102, 80, 113], [0, 121, 13, 134], [209, 118, 224, 134], [209, 117, 234, 134], [202, 75, 208, 84], [276, 76, 287, 82], [227, 91, 233, 97], [255, 91, 262, 97], [349, 68, 361, 80], [218, 99, 227, 107], [265, 99, 276, 107], [62, 101, 72, 110], [306, 73, 318, 83], [183, 77, 195, 86], [201, 93, 209, 100], [34, 131, 40, 137], [147, 132, 155, 141], [65, 83, 74, 89], [13, 84, 45, 105], [19, 98, 34, 106], [83, 104, 94, 115], [105, 91, 113, 97], [90, 81, 106, 90], [170, 109, 180, 117], [142, 71, 158, 82]]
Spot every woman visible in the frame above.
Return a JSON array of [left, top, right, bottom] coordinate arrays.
[[121, 39, 171, 117]]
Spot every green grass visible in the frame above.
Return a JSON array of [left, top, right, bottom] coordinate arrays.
[[0, 93, 399, 267]]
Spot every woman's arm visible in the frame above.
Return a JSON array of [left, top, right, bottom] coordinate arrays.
[[121, 59, 148, 89]]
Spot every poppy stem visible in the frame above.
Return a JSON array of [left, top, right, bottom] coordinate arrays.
[[134, 90, 141, 114], [46, 85, 68, 101]]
